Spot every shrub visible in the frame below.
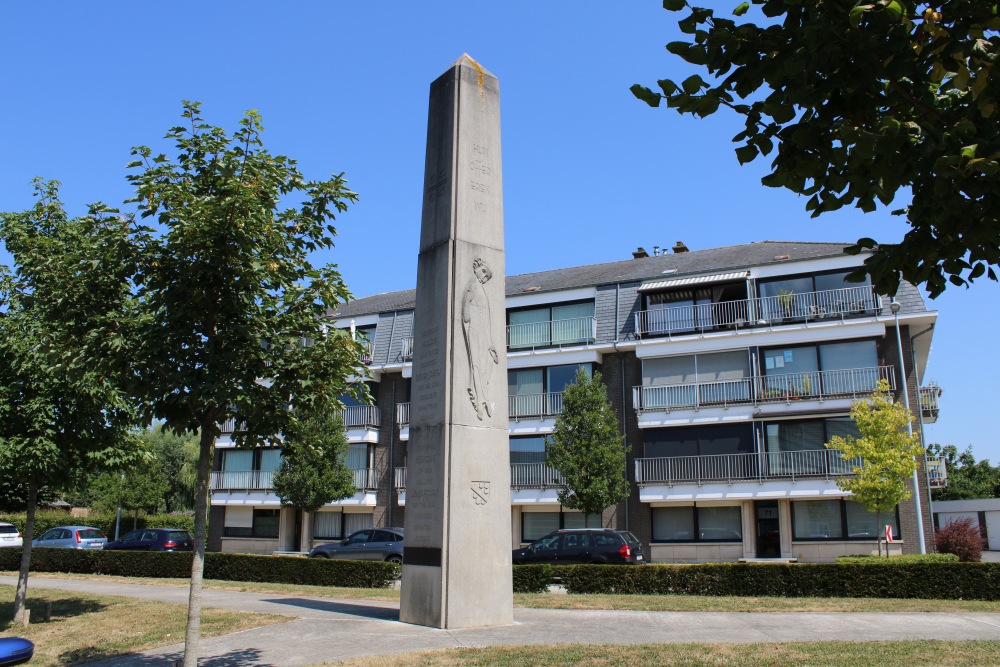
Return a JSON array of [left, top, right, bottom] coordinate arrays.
[[837, 553, 959, 564], [936, 517, 986, 562], [512, 565, 554, 593], [0, 548, 398, 588], [559, 562, 1000, 600], [0, 511, 196, 540]]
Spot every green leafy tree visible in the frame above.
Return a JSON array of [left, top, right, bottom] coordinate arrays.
[[90, 452, 170, 531], [928, 444, 1000, 500], [546, 369, 631, 517], [143, 426, 199, 512], [116, 102, 362, 665], [826, 379, 924, 556], [0, 180, 142, 623], [273, 410, 356, 515], [633, 1, 1000, 298]]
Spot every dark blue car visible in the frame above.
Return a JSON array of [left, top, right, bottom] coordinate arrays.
[[103, 528, 193, 552], [0, 637, 33, 666]]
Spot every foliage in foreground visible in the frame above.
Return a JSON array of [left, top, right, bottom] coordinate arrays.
[[0, 511, 196, 540], [936, 515, 986, 562], [633, 1, 1000, 298], [836, 553, 958, 564]]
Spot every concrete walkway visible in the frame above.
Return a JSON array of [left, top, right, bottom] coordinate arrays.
[[5, 575, 1000, 667]]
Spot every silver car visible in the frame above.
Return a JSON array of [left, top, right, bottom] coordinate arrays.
[[0, 522, 22, 548], [32, 526, 107, 550]]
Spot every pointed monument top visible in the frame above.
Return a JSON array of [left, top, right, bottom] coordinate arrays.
[[447, 53, 496, 80]]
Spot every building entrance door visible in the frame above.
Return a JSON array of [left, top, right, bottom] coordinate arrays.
[[755, 501, 781, 558]]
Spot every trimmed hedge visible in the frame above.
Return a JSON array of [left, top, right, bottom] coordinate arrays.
[[559, 562, 1000, 600], [0, 511, 196, 540], [837, 553, 959, 564], [0, 548, 398, 589], [512, 564, 554, 593]]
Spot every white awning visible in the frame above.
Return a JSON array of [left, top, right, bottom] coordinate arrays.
[[638, 271, 749, 291]]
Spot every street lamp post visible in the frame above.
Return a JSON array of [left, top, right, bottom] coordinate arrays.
[[891, 299, 927, 554]]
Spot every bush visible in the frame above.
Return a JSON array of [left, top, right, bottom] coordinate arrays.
[[512, 564, 554, 593], [0, 511, 196, 540], [0, 548, 398, 588], [936, 517, 986, 562], [837, 553, 959, 564], [559, 562, 1000, 600]]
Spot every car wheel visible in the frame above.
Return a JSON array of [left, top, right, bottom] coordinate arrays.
[[311, 553, 329, 559], [385, 554, 402, 565]]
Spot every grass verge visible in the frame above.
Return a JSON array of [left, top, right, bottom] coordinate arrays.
[[326, 641, 1000, 666], [0, 585, 287, 666], [7, 571, 1000, 613]]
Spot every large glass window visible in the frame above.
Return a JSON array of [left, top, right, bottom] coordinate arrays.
[[521, 511, 600, 542], [644, 424, 754, 459], [313, 511, 342, 540], [652, 505, 743, 542], [758, 270, 873, 322], [508, 364, 592, 417], [792, 500, 899, 541], [344, 513, 373, 535], [223, 508, 280, 539], [640, 352, 750, 408], [222, 449, 253, 472], [509, 436, 547, 465], [762, 340, 880, 399], [765, 418, 861, 454], [507, 301, 595, 349]]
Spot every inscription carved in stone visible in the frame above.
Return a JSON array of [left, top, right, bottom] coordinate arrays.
[[462, 257, 498, 421]]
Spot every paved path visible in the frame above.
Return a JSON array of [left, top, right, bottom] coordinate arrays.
[[5, 576, 1000, 666]]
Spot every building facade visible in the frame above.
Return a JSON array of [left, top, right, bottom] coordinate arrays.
[[207, 241, 941, 562]]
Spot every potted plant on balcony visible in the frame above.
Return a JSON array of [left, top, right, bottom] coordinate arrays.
[[777, 288, 796, 320]]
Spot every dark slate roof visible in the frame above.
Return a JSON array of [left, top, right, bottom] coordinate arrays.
[[331, 241, 862, 318]]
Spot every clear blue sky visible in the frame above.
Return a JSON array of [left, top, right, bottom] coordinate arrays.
[[1, 2, 994, 462]]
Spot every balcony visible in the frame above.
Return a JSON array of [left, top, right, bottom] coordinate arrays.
[[926, 456, 948, 488], [919, 385, 941, 423], [635, 449, 859, 486], [211, 468, 377, 491], [635, 285, 879, 338], [342, 405, 381, 429], [633, 366, 895, 413], [360, 340, 374, 365], [509, 392, 564, 420], [401, 337, 414, 361], [506, 316, 597, 351], [396, 402, 410, 427], [393, 463, 564, 491], [394, 466, 406, 490]]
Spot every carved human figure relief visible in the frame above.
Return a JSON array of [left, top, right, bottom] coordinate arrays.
[[462, 257, 499, 420]]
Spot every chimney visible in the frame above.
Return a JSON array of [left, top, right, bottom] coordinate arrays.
[[672, 241, 689, 253], [632, 247, 649, 259]]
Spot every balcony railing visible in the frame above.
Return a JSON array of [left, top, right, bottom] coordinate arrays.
[[401, 337, 414, 360], [394, 467, 407, 490], [511, 463, 565, 488], [635, 285, 879, 337], [360, 340, 374, 364], [919, 385, 941, 423], [342, 405, 381, 429], [635, 449, 860, 486], [633, 366, 895, 412], [396, 402, 410, 427], [218, 418, 243, 435], [211, 468, 376, 491], [507, 316, 597, 350], [926, 456, 948, 488], [509, 392, 564, 419]]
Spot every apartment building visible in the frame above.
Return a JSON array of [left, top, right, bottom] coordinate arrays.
[[207, 240, 941, 562]]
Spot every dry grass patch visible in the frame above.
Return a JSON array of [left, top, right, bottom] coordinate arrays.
[[0, 585, 286, 666], [327, 641, 1000, 666]]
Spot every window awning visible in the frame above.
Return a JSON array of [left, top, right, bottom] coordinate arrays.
[[639, 271, 749, 292]]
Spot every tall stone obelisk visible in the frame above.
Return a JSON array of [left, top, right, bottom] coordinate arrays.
[[400, 55, 513, 629]]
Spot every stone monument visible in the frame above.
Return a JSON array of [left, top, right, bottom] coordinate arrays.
[[400, 54, 513, 628]]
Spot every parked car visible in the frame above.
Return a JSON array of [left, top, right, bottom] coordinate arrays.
[[512, 528, 645, 565], [31, 526, 107, 550], [104, 528, 193, 552], [0, 637, 33, 666], [308, 527, 403, 563], [0, 523, 22, 548]]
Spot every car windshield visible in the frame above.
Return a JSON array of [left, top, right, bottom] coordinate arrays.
[[168, 531, 191, 541], [620, 532, 640, 546], [0, 526, 18, 534], [78, 529, 104, 539]]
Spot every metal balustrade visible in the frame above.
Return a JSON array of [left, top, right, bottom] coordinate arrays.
[[396, 402, 410, 426], [508, 392, 564, 419], [342, 405, 381, 429], [211, 468, 375, 491], [635, 449, 860, 486], [633, 366, 895, 412], [394, 467, 407, 490], [401, 337, 414, 360], [510, 463, 565, 488], [919, 385, 941, 423], [926, 456, 948, 488], [635, 285, 879, 337], [360, 340, 374, 364], [506, 316, 597, 350]]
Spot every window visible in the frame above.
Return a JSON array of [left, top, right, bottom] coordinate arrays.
[[521, 511, 601, 542], [791, 500, 899, 541], [313, 510, 342, 540], [764, 418, 861, 454], [758, 270, 873, 322], [761, 340, 880, 399], [644, 424, 754, 459], [643, 282, 748, 335], [509, 436, 547, 465], [223, 508, 280, 539], [640, 351, 750, 408], [508, 364, 592, 418], [344, 512, 373, 535], [652, 505, 743, 542], [507, 301, 595, 349]]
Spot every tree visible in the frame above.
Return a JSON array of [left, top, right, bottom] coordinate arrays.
[[928, 444, 1000, 500], [632, 1, 1000, 298], [546, 369, 631, 517], [116, 102, 362, 666], [143, 426, 199, 513], [272, 410, 356, 515], [826, 379, 924, 556], [0, 180, 143, 623], [90, 451, 170, 530]]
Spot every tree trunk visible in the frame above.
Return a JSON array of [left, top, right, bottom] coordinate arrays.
[[12, 482, 38, 624], [876, 510, 883, 558], [183, 424, 215, 667], [132, 510, 138, 532]]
